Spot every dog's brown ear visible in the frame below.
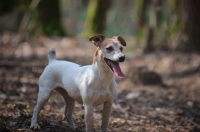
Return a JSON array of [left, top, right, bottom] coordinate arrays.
[[89, 34, 105, 46], [118, 36, 126, 46], [113, 36, 126, 46]]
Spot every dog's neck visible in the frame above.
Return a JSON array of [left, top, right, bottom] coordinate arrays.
[[92, 48, 99, 64], [93, 48, 114, 85]]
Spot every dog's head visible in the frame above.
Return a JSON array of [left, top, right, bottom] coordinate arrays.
[[89, 34, 126, 78]]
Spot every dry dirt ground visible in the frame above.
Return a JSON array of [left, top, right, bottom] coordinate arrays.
[[0, 33, 200, 132]]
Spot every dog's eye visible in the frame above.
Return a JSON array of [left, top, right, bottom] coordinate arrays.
[[106, 46, 113, 51], [120, 47, 123, 52]]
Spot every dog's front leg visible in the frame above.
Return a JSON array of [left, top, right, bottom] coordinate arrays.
[[84, 105, 94, 132], [101, 101, 112, 132]]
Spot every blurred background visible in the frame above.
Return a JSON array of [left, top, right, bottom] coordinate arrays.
[[1, 0, 200, 132], [1, 0, 200, 52]]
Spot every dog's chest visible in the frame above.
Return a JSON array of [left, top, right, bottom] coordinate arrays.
[[85, 80, 116, 106], [94, 92, 110, 106]]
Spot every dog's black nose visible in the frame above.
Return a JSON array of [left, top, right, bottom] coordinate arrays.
[[118, 56, 125, 62]]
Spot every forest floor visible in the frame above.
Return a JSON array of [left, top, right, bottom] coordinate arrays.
[[0, 33, 200, 132]]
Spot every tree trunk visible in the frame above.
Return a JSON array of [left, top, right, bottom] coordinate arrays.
[[136, 0, 150, 28], [154, 0, 162, 27], [37, 0, 65, 36], [144, 26, 154, 53], [177, 0, 200, 52], [143, 0, 163, 53], [84, 0, 110, 37]]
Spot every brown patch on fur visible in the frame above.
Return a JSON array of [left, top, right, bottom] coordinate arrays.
[[98, 39, 112, 48], [93, 48, 99, 64]]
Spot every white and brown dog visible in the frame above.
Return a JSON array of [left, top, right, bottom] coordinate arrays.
[[30, 34, 126, 132]]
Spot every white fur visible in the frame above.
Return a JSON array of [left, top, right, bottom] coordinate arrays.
[[30, 35, 125, 132]]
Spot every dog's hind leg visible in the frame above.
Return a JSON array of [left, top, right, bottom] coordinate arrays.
[[55, 88, 77, 131], [30, 88, 51, 129]]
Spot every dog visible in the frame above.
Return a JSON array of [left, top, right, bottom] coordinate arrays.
[[30, 34, 126, 132]]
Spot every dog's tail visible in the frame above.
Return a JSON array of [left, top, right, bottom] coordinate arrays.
[[48, 47, 56, 64]]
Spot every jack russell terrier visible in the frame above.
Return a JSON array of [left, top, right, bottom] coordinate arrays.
[[30, 34, 126, 132]]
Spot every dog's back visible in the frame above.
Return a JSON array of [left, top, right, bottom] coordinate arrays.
[[40, 48, 80, 88], [39, 48, 96, 95]]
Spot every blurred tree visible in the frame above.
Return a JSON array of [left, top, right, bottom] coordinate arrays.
[[37, 0, 65, 36], [0, 0, 65, 36], [136, 0, 150, 28], [0, 0, 33, 33], [135, 0, 163, 53], [84, 0, 111, 37], [143, 0, 163, 53], [19, 0, 40, 39], [177, 0, 200, 52], [0, 0, 18, 15]]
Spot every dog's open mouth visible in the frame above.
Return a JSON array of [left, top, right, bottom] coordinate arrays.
[[104, 58, 125, 78]]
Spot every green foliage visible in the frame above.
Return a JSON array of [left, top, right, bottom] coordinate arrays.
[[36, 0, 65, 36], [133, 0, 187, 51], [84, 0, 102, 37], [136, 27, 146, 45], [17, 0, 32, 9], [41, 24, 65, 36], [84, 0, 110, 37], [135, 0, 145, 10]]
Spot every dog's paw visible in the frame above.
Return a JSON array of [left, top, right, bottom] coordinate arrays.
[[30, 123, 41, 130]]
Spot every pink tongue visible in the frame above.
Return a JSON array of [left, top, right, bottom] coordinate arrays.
[[110, 61, 126, 78]]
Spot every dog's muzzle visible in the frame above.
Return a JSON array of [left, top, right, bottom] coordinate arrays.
[[104, 58, 125, 78], [118, 56, 125, 62]]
